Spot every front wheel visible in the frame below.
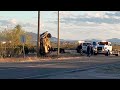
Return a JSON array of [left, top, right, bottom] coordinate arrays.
[[94, 52, 97, 55], [105, 50, 110, 56]]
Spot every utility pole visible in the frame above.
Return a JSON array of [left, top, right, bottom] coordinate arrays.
[[37, 11, 40, 57], [57, 11, 60, 57]]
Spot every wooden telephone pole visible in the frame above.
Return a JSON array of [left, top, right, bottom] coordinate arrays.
[[57, 11, 60, 57], [37, 11, 40, 57]]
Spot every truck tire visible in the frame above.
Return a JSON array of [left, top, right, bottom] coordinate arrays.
[[115, 54, 118, 56], [94, 52, 97, 55], [105, 50, 110, 56]]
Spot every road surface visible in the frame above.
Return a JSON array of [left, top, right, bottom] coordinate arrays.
[[0, 55, 119, 79]]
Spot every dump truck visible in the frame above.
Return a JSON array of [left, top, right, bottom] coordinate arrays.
[[39, 31, 52, 56]]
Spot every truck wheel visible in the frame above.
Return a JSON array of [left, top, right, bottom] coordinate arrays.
[[94, 52, 97, 55], [105, 53, 108, 56], [105, 52, 109, 56], [115, 54, 118, 56], [105, 50, 110, 56]]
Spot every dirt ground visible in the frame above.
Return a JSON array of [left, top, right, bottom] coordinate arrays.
[[0, 50, 119, 63], [0, 50, 80, 63]]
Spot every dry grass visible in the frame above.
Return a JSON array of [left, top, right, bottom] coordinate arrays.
[[0, 52, 82, 63], [0, 56, 39, 63], [112, 45, 120, 51]]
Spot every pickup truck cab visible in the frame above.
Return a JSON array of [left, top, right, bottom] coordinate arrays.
[[97, 41, 112, 55]]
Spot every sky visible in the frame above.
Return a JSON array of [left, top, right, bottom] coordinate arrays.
[[0, 11, 120, 40]]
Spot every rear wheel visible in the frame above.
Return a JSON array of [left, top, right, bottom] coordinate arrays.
[[94, 52, 97, 55], [115, 54, 118, 56]]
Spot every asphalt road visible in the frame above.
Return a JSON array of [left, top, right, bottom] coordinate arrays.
[[0, 55, 119, 79]]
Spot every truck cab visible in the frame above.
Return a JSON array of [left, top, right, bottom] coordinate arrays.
[[97, 41, 112, 55], [92, 42, 98, 55], [82, 42, 92, 53]]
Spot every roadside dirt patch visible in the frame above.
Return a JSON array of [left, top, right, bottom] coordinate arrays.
[[0, 57, 39, 63]]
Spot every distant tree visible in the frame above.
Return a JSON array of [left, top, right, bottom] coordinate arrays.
[[5, 24, 32, 47], [0, 24, 33, 57], [15, 24, 21, 30], [12, 24, 25, 46]]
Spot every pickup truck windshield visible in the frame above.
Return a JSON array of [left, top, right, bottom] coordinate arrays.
[[83, 43, 91, 46]]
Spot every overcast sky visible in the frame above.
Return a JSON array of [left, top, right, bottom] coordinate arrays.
[[0, 11, 120, 40]]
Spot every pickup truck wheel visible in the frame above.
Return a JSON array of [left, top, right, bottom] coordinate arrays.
[[94, 52, 97, 55], [105, 51, 110, 56], [115, 54, 118, 56]]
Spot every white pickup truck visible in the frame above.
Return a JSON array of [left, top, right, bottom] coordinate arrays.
[[81, 41, 113, 55], [92, 41, 120, 56], [78, 41, 119, 56], [81, 42, 97, 55], [82, 42, 91, 53]]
